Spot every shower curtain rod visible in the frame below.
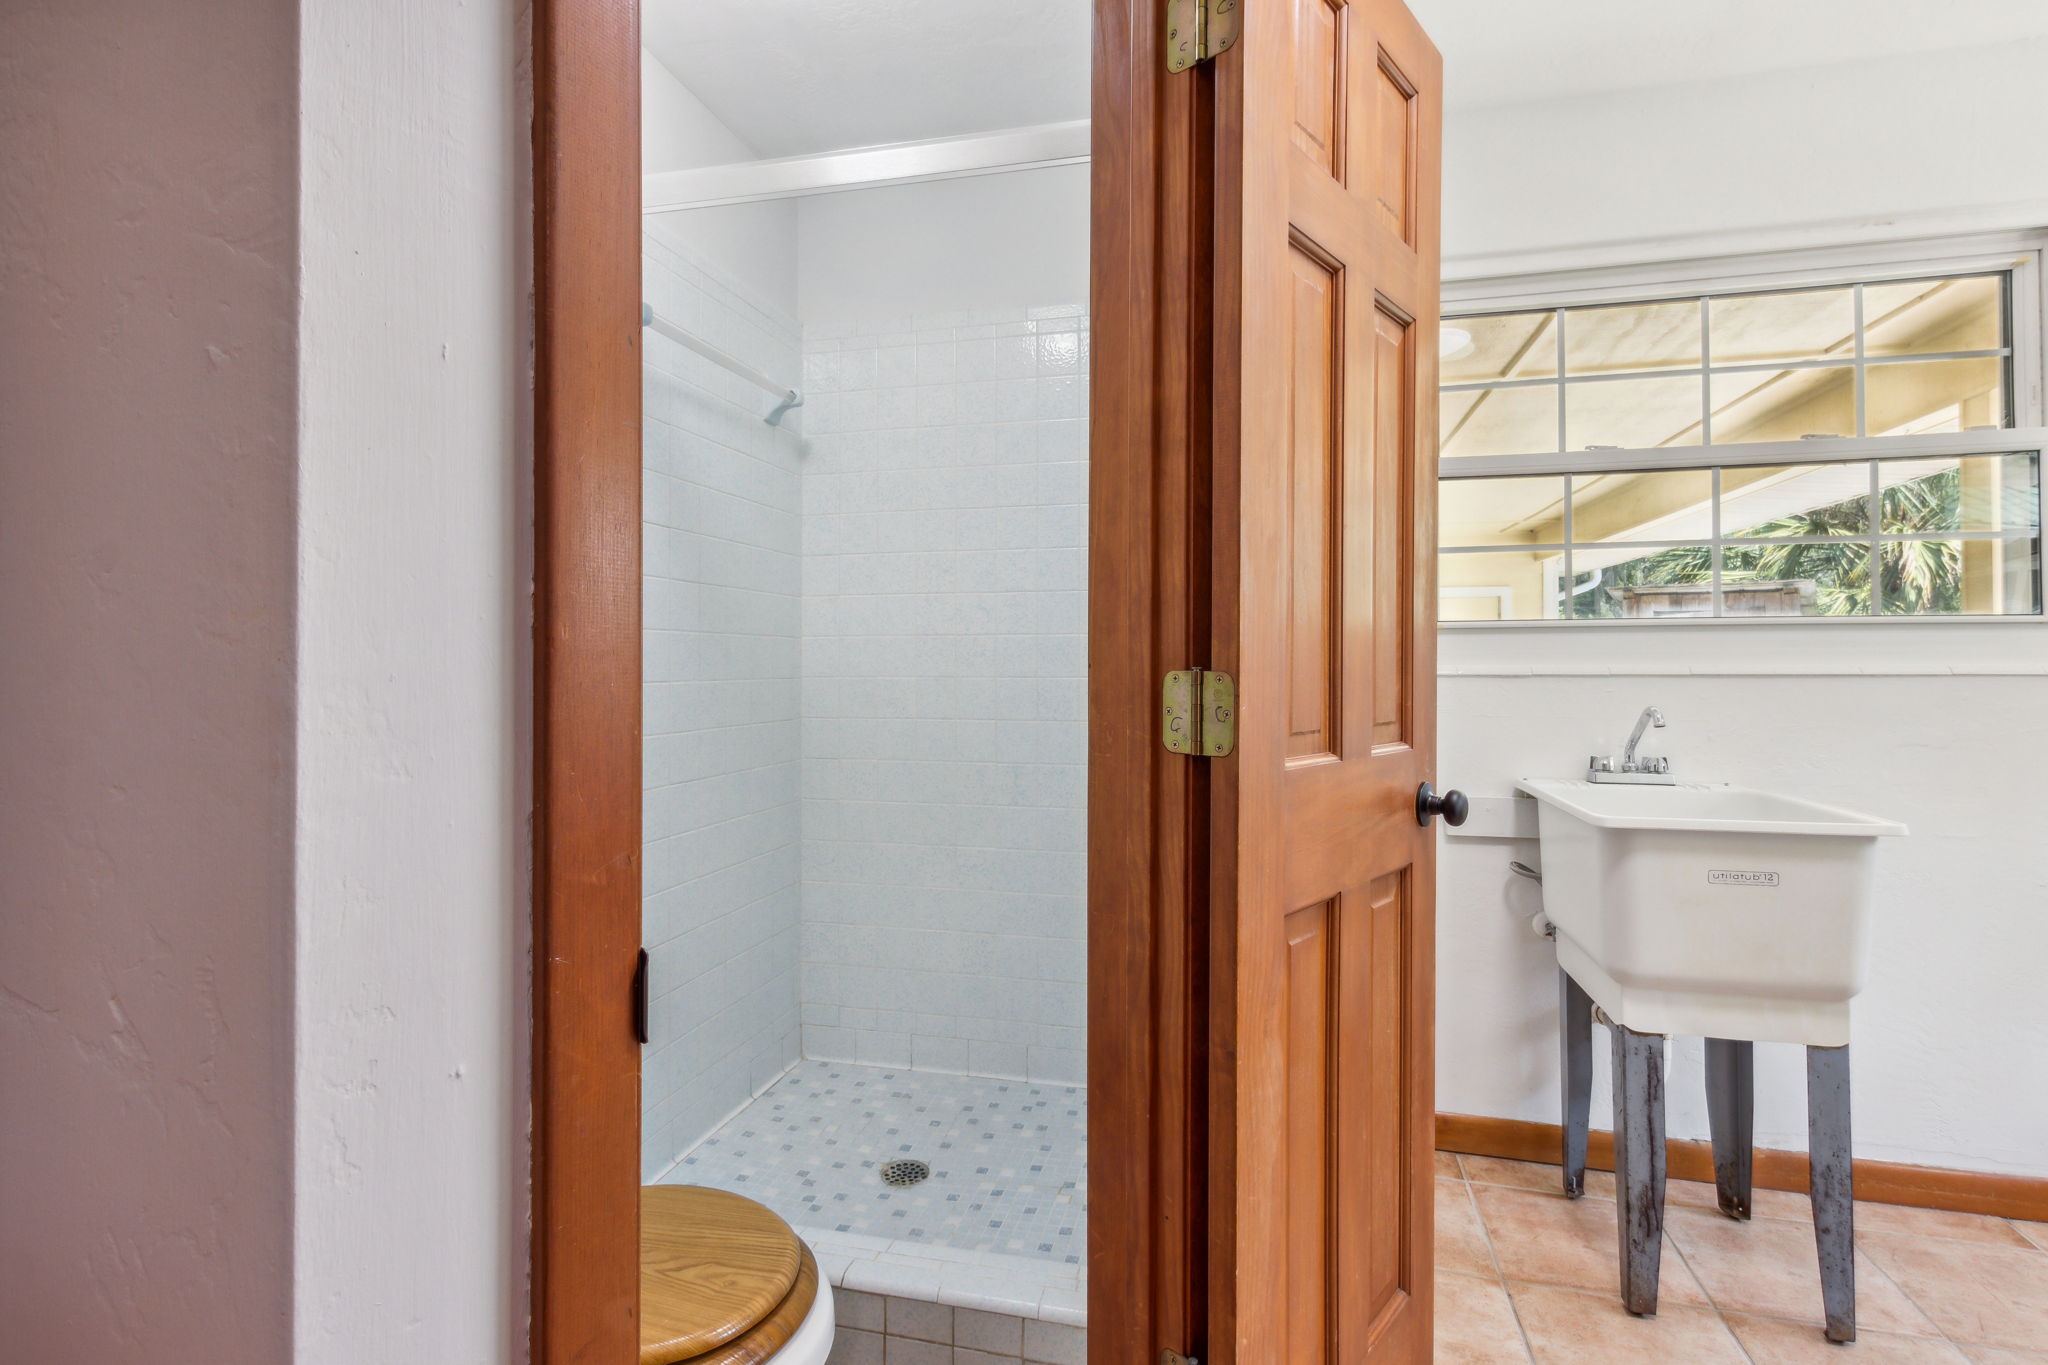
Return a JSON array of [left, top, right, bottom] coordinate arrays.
[[641, 302, 804, 426], [643, 119, 1090, 214]]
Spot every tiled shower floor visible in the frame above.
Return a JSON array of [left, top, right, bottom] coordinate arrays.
[[662, 1060, 1088, 1324]]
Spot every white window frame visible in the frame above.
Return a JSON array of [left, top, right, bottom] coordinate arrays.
[[1439, 231, 2048, 628]]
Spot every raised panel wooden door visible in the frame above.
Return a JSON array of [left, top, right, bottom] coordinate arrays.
[[1211, 2, 1441, 1363]]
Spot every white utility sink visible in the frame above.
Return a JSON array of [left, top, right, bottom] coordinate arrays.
[[1517, 779, 1907, 1046]]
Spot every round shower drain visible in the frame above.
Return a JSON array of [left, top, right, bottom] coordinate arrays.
[[879, 1158, 930, 1188]]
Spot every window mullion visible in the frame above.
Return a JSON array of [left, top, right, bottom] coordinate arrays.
[[1442, 426, 2048, 481], [1711, 465, 1723, 618], [1562, 464, 1575, 621], [1704, 297, 1721, 618], [1555, 309, 1568, 457], [1853, 283, 1868, 439], [1700, 296, 1714, 448]]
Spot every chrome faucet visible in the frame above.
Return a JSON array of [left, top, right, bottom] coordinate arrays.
[[1589, 707, 1675, 784]]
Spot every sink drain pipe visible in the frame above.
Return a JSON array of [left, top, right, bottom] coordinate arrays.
[[1510, 860, 1555, 939]]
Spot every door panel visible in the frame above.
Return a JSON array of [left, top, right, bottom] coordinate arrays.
[[1374, 57, 1417, 242], [1283, 900, 1334, 1365], [1286, 243, 1341, 761], [1290, 0, 1344, 175], [1213, 1, 1441, 1363], [1370, 305, 1416, 749]]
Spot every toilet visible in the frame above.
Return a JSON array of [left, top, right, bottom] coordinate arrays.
[[640, 1185, 835, 1365]]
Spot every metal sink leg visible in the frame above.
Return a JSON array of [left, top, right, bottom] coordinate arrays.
[[1611, 1020, 1668, 1316], [1706, 1038, 1755, 1220], [1560, 969, 1594, 1199], [1807, 1044, 1857, 1343]]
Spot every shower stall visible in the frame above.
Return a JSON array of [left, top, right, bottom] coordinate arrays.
[[637, 61, 1092, 1334]]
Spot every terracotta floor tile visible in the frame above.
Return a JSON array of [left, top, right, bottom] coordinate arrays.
[[1507, 1282, 1748, 1364], [1662, 1205, 1938, 1336], [1957, 1348, 2048, 1364], [1664, 1178, 1730, 1214], [1723, 1311, 1969, 1363], [1852, 1201, 2037, 1247], [1664, 1177, 1815, 1223], [1437, 1179, 1500, 1280], [1859, 1231, 2048, 1351], [2011, 1220, 2048, 1252], [1671, 1178, 1818, 1219], [1435, 1151, 1465, 1179], [1435, 1270, 1531, 1365], [1461, 1154, 1615, 1200], [1473, 1185, 1709, 1307], [1748, 1187, 1822, 1221]]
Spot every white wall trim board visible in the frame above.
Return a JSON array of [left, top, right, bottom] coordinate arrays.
[[645, 120, 1091, 212], [1439, 618, 2048, 676], [1442, 664, 2048, 677], [294, 1, 531, 1358], [1447, 228, 2048, 306], [1445, 202, 2048, 284]]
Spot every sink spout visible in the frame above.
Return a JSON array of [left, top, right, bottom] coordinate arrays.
[[1623, 707, 1666, 770]]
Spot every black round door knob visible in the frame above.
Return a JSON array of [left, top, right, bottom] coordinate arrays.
[[1416, 782, 1469, 828]]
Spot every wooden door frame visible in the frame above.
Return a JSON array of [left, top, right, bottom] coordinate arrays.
[[529, 2, 1213, 1361], [533, 1, 644, 1361], [1088, 3, 1213, 1364]]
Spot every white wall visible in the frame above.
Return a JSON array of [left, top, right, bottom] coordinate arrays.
[[641, 230, 805, 1176], [1443, 36, 2048, 276], [1435, 40, 2048, 1176], [797, 303, 1090, 1086], [797, 165, 1090, 327], [295, 1, 530, 1360], [0, 4, 297, 1357], [3, 2, 533, 1359], [642, 48, 800, 319]]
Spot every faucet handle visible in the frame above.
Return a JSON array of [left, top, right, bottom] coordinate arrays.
[[1589, 755, 1614, 773]]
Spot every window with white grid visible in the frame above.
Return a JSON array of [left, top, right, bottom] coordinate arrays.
[[1438, 241, 2048, 623]]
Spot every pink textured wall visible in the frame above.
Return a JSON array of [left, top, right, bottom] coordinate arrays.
[[0, 1, 297, 1358]]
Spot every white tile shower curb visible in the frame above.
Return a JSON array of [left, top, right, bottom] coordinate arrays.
[[810, 1226, 1087, 1327]]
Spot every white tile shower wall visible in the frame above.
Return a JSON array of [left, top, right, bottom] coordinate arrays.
[[641, 229, 806, 1177], [798, 305, 1089, 1087]]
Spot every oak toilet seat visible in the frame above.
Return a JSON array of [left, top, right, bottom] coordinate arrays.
[[639, 1185, 834, 1365]]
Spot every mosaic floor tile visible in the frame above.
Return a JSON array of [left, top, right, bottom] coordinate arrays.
[[668, 1060, 1087, 1267]]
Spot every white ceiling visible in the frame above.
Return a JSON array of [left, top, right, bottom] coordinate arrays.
[[1407, 0, 2048, 110], [642, 0, 1091, 159], [645, 0, 2048, 155]]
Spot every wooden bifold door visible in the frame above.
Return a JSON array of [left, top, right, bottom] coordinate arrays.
[[1211, 2, 1443, 1362]]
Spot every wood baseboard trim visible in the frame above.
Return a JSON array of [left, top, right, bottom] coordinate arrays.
[[1437, 1112, 2048, 1223]]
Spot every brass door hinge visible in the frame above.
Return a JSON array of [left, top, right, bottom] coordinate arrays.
[[1166, 0, 1240, 72], [1162, 669, 1237, 757]]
